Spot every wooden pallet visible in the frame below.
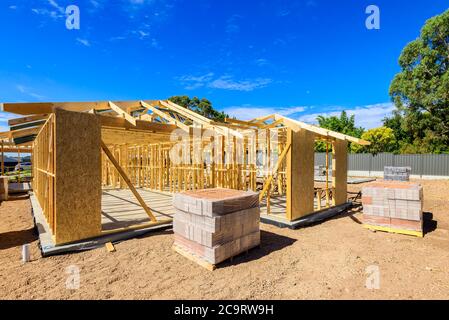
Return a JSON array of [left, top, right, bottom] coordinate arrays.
[[363, 224, 423, 238], [173, 244, 216, 271], [173, 244, 261, 271]]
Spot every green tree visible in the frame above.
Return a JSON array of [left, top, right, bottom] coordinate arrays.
[[168, 95, 228, 122], [388, 9, 449, 153], [351, 127, 397, 154], [315, 111, 365, 152]]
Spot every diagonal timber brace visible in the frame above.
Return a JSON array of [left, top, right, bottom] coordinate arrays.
[[101, 140, 157, 222]]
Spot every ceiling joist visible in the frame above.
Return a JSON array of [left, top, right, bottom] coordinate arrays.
[[0, 99, 370, 147]]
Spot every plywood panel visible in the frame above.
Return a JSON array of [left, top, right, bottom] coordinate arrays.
[[54, 109, 102, 244], [332, 139, 348, 206], [286, 128, 315, 221]]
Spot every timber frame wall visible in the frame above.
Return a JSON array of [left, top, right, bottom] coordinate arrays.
[[32, 109, 102, 244], [2, 100, 369, 245]]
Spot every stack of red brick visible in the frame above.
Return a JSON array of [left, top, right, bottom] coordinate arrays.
[[362, 181, 423, 233], [173, 188, 260, 265]]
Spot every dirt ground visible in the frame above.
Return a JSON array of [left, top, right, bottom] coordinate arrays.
[[1, 179, 449, 300]]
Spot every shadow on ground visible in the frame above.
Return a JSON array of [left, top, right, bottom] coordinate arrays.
[[423, 212, 437, 235], [0, 227, 38, 250], [136, 228, 296, 268], [219, 230, 297, 268]]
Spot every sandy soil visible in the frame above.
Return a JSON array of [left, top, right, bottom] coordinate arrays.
[[1, 179, 449, 300]]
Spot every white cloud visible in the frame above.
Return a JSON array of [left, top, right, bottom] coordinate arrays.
[[254, 58, 269, 67], [90, 0, 101, 8], [31, 8, 63, 19], [31, 0, 66, 20], [110, 36, 127, 41], [177, 73, 215, 90], [297, 103, 394, 129], [226, 14, 242, 33], [137, 30, 150, 38], [16, 85, 46, 100], [222, 105, 307, 120], [9, 5, 17, 10], [150, 38, 161, 49], [178, 73, 272, 91], [277, 10, 290, 17], [48, 0, 65, 13], [209, 77, 271, 91], [76, 38, 91, 47]]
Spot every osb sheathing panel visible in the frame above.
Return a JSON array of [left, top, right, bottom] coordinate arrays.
[[332, 139, 348, 206], [54, 109, 101, 244], [287, 129, 315, 221]]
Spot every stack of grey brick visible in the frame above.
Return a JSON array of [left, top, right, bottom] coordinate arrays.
[[384, 166, 411, 181]]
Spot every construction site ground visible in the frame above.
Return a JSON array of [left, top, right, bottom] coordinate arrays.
[[1, 179, 448, 299]]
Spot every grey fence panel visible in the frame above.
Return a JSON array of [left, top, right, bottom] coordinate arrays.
[[422, 154, 449, 176], [371, 153, 394, 171], [394, 154, 422, 175], [314, 152, 449, 177], [348, 153, 370, 171], [314, 153, 333, 167], [314, 153, 326, 166]]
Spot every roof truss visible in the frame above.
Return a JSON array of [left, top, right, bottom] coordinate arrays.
[[0, 99, 370, 146]]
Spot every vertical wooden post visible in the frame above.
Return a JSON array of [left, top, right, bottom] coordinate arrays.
[[243, 136, 248, 190], [1, 141, 4, 175], [220, 135, 225, 188], [325, 142, 330, 207], [211, 136, 216, 188], [17, 149, 21, 183], [332, 140, 348, 206], [266, 129, 271, 214], [254, 130, 259, 191], [232, 136, 237, 189], [317, 190, 322, 211], [277, 137, 283, 195]]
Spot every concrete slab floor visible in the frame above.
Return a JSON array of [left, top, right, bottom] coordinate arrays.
[[101, 188, 174, 231]]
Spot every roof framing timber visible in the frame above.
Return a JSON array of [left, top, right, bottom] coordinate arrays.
[[1, 99, 370, 146], [274, 114, 370, 145], [98, 113, 178, 133], [224, 117, 264, 128], [0, 146, 32, 153], [0, 127, 40, 139], [140, 101, 189, 132], [8, 114, 50, 126], [0, 100, 157, 115], [108, 101, 136, 126]]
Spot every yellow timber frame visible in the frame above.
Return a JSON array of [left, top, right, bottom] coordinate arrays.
[[1, 100, 369, 244]]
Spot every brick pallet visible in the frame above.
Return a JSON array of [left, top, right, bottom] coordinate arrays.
[[172, 188, 260, 270], [384, 166, 411, 182], [362, 181, 423, 237]]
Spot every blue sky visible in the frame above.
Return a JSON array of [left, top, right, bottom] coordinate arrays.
[[1, 0, 448, 131]]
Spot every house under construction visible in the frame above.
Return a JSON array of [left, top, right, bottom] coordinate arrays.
[[0, 100, 369, 251]]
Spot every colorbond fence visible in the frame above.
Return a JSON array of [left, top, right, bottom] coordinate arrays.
[[314, 153, 449, 178]]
